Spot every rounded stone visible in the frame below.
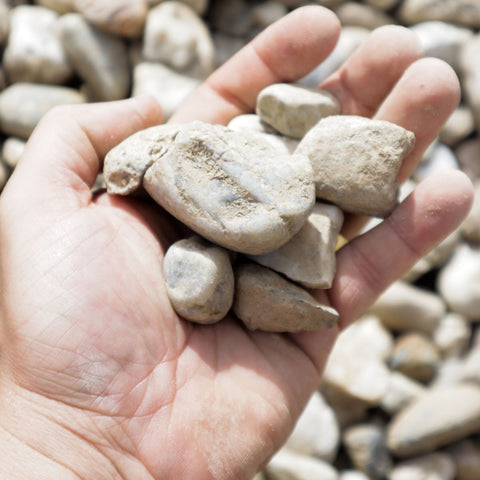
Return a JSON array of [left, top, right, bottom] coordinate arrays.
[[163, 236, 234, 324]]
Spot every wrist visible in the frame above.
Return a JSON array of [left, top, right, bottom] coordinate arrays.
[[0, 380, 122, 480]]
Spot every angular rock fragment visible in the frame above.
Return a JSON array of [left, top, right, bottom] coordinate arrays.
[[249, 202, 343, 288], [104, 124, 182, 196], [58, 13, 131, 102], [296, 115, 415, 217], [233, 263, 338, 332], [142, 121, 315, 255], [256, 83, 340, 139], [163, 235, 234, 324]]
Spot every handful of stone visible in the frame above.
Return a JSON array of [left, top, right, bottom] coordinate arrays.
[[104, 83, 415, 332]]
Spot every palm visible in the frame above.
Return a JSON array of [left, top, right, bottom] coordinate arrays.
[[0, 7, 473, 480]]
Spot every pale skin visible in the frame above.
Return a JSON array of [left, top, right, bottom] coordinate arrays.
[[0, 6, 474, 480]]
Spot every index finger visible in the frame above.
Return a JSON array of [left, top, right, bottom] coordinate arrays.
[[170, 6, 341, 125]]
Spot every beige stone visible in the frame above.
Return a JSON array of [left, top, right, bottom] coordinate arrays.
[[335, 2, 394, 29], [461, 180, 480, 243], [1, 136, 25, 169], [389, 452, 456, 480], [440, 105, 475, 146], [433, 313, 471, 358], [448, 439, 480, 480], [380, 371, 426, 415]]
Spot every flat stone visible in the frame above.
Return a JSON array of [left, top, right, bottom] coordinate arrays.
[[265, 449, 338, 480], [58, 13, 130, 102], [389, 452, 456, 480], [387, 384, 480, 457], [104, 124, 182, 196], [448, 439, 480, 480], [433, 313, 471, 358], [142, 121, 315, 255], [163, 235, 234, 323], [256, 83, 340, 139], [0, 83, 85, 138], [142, 1, 214, 79], [249, 202, 343, 288], [295, 115, 415, 217], [1, 136, 25, 169], [398, 0, 480, 27], [3, 5, 72, 85], [132, 62, 199, 120], [343, 423, 392, 479], [437, 243, 480, 320], [233, 262, 339, 332], [369, 280, 446, 334], [388, 332, 441, 383], [380, 371, 426, 415], [285, 391, 340, 462], [73, 0, 148, 38], [461, 180, 480, 243]]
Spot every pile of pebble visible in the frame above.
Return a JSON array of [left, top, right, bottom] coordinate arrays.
[[1, 0, 480, 479]]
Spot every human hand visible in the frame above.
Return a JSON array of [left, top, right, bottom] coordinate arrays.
[[0, 6, 473, 480]]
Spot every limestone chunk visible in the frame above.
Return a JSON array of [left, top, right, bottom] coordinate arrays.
[[233, 263, 338, 332], [256, 83, 340, 139], [296, 115, 415, 217], [249, 202, 343, 288], [142, 121, 315, 255], [163, 236, 234, 324]]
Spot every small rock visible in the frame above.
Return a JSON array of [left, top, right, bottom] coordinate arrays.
[[142, 1, 215, 79], [461, 34, 480, 127], [380, 371, 426, 415], [233, 262, 339, 332], [72, 0, 148, 38], [343, 423, 392, 479], [251, 0, 288, 29], [437, 243, 480, 320], [3, 5, 72, 85], [448, 439, 480, 480], [433, 313, 471, 358], [132, 62, 199, 120], [458, 343, 480, 385], [440, 105, 475, 146], [322, 315, 393, 405], [58, 13, 131, 102], [387, 384, 480, 457], [389, 452, 456, 480], [339, 471, 371, 480], [36, 0, 74, 14], [455, 138, 480, 181], [0, 82, 85, 138], [369, 281, 446, 334], [147, 0, 210, 16], [104, 123, 182, 196], [285, 391, 340, 462], [335, 2, 395, 30], [1, 136, 25, 169], [364, 0, 399, 9], [431, 357, 465, 390], [163, 235, 234, 323], [256, 83, 340, 139], [461, 180, 480, 243], [142, 121, 315, 255], [388, 332, 441, 383], [398, 0, 480, 28], [265, 449, 339, 480], [208, 0, 254, 37], [413, 142, 459, 183], [296, 115, 415, 217], [250, 202, 343, 288]]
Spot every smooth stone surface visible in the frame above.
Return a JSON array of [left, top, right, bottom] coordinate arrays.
[[343, 423, 392, 479], [143, 121, 315, 255], [0, 82, 85, 138], [339, 471, 371, 480], [1, 136, 25, 169], [455, 138, 480, 181], [461, 34, 480, 127], [3, 5, 72, 85], [461, 180, 480, 243], [256, 83, 340, 139], [398, 0, 480, 27], [58, 13, 130, 102], [250, 202, 343, 288], [380, 371, 426, 415], [104, 124, 182, 196], [285, 391, 340, 462], [296, 115, 415, 217], [132, 62, 199, 120], [440, 105, 475, 146], [142, 1, 214, 79], [437, 243, 480, 320], [448, 439, 480, 480], [233, 263, 338, 332], [388, 333, 441, 383], [389, 452, 456, 480], [323, 315, 393, 405], [433, 313, 471, 358], [73, 0, 148, 37], [335, 2, 394, 29], [369, 280, 446, 334], [387, 384, 480, 457], [265, 449, 339, 480], [163, 235, 234, 323]]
